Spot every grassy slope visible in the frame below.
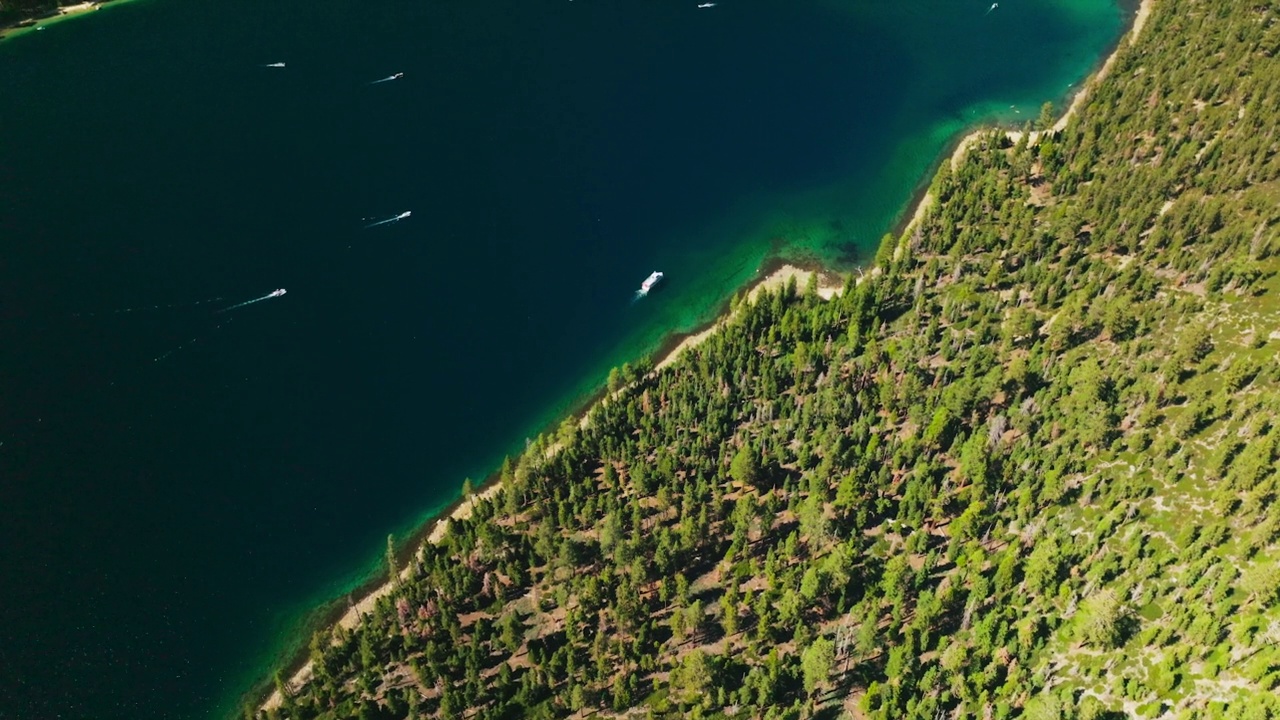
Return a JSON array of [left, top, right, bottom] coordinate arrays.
[[258, 1, 1280, 719]]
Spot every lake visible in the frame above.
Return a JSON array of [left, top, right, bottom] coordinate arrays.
[[0, 0, 1125, 716]]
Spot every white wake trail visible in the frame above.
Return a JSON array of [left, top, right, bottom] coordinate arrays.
[[154, 318, 234, 363], [73, 297, 223, 317], [216, 288, 287, 314], [363, 211, 412, 229]]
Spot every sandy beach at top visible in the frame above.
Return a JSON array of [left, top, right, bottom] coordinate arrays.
[[655, 264, 846, 372]]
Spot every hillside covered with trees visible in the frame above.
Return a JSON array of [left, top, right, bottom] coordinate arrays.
[[255, 0, 1280, 718]]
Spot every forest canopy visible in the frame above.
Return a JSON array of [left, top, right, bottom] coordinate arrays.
[[255, 0, 1280, 718]]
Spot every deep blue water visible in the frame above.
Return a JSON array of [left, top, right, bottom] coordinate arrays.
[[0, 0, 1123, 717]]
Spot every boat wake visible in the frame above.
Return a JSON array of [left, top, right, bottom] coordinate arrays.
[[216, 288, 287, 314], [364, 211, 412, 229]]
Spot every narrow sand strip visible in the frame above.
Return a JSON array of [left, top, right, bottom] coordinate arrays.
[[903, 0, 1155, 236], [1, 2, 103, 40]]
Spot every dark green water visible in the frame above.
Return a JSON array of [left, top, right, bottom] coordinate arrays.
[[0, 0, 1124, 717]]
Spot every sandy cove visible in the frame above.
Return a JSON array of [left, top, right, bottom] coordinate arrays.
[[655, 264, 846, 372], [903, 0, 1155, 236]]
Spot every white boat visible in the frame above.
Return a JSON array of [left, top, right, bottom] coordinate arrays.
[[698, 3, 716, 7], [638, 271, 664, 296]]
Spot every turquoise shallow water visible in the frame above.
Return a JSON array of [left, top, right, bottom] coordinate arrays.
[[0, 0, 1124, 717]]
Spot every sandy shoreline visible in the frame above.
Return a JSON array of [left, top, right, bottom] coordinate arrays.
[[0, 1, 112, 40], [261, 482, 504, 710], [258, 0, 1156, 711], [260, 262, 841, 710], [258, 262, 843, 710], [900, 0, 1154, 238]]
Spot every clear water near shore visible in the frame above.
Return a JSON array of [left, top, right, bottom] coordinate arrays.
[[0, 0, 1125, 717]]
